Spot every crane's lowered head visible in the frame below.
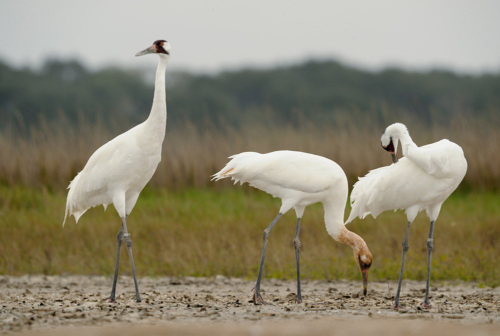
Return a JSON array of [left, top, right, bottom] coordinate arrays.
[[135, 40, 171, 57], [337, 228, 372, 295], [354, 239, 372, 296], [381, 122, 408, 163]]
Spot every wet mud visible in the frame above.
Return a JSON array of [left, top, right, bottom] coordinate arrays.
[[1, 275, 499, 335]]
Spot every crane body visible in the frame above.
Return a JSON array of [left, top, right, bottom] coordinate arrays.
[[214, 150, 372, 304]]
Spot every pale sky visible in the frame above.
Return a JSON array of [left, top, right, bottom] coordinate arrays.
[[1, 0, 499, 74]]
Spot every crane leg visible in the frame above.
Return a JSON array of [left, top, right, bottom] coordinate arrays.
[[394, 220, 412, 309], [109, 223, 124, 302], [423, 220, 436, 308], [293, 217, 302, 303], [122, 218, 141, 303], [253, 213, 282, 305]]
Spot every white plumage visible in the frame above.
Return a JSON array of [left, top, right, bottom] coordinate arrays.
[[216, 151, 344, 207], [63, 40, 171, 303], [213, 150, 372, 304], [346, 123, 467, 309], [63, 120, 164, 223], [347, 140, 466, 223]]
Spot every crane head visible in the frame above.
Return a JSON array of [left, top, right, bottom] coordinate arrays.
[[338, 228, 373, 296], [381, 123, 409, 163], [381, 136, 398, 163], [356, 249, 372, 296], [135, 40, 171, 57]]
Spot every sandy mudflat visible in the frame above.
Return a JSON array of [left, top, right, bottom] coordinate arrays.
[[1, 275, 499, 335]]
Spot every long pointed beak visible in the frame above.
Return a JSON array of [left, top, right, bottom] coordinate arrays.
[[362, 270, 368, 296], [135, 45, 155, 57], [391, 152, 398, 163]]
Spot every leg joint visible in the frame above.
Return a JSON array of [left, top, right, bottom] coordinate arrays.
[[426, 238, 434, 251], [124, 234, 133, 247]]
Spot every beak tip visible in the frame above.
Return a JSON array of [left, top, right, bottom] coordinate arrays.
[[361, 270, 368, 296]]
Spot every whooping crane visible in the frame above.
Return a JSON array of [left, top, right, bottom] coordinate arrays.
[[63, 40, 171, 303], [346, 123, 467, 309], [213, 150, 372, 304]]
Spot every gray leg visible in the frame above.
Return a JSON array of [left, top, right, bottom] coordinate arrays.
[[423, 220, 436, 308], [109, 223, 124, 302], [122, 218, 141, 303], [253, 213, 282, 305], [394, 221, 412, 309], [293, 217, 302, 303]]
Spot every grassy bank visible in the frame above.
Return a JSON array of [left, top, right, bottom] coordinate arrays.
[[1, 185, 498, 287]]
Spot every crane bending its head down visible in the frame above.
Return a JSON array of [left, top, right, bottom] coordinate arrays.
[[64, 40, 171, 303], [213, 150, 372, 304]]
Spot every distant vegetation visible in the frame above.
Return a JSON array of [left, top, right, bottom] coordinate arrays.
[[1, 58, 499, 130], [0, 58, 499, 190]]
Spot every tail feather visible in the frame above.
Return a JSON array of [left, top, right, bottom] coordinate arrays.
[[62, 207, 69, 227], [63, 172, 87, 226], [212, 152, 258, 183], [346, 190, 372, 224], [346, 165, 390, 224], [211, 168, 234, 181]]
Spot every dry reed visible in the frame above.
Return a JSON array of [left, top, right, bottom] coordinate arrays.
[[0, 113, 498, 190]]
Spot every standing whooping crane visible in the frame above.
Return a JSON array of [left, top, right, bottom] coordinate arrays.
[[213, 150, 372, 304], [63, 40, 171, 303], [346, 123, 467, 309]]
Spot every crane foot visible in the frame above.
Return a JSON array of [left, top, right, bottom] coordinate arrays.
[[252, 288, 267, 305]]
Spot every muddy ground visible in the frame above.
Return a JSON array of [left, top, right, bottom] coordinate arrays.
[[1, 275, 499, 335]]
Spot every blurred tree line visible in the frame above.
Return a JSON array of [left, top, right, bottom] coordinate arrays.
[[1, 58, 499, 131]]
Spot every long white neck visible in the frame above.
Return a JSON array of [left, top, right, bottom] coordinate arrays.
[[323, 199, 348, 243], [323, 200, 367, 254], [395, 127, 417, 157], [145, 54, 169, 132]]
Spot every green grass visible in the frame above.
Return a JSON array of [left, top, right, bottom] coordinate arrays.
[[0, 185, 498, 287]]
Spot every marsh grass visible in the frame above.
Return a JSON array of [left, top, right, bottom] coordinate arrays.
[[1, 186, 498, 287], [1, 113, 498, 284], [1, 113, 499, 190]]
